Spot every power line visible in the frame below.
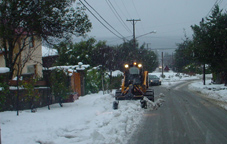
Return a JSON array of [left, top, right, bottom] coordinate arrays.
[[131, 0, 140, 18], [83, 0, 126, 40], [79, 0, 124, 40], [224, 2, 227, 8], [206, 0, 220, 17], [113, 0, 132, 33], [218, 0, 223, 5], [106, 0, 132, 33], [131, 0, 145, 34], [120, 0, 132, 19]]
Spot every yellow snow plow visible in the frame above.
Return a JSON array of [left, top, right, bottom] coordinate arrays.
[[113, 62, 154, 109]]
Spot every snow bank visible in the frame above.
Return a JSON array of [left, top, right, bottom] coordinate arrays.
[[151, 71, 227, 110], [0, 67, 10, 73], [1, 92, 143, 144], [149, 70, 199, 87], [189, 81, 227, 110]]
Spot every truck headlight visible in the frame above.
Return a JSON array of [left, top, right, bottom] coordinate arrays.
[[138, 64, 142, 68], [125, 64, 129, 68]]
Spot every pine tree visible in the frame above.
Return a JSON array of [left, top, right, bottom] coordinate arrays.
[[191, 5, 227, 84]]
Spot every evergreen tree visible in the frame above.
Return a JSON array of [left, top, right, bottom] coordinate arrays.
[[174, 39, 194, 72], [191, 5, 227, 83]]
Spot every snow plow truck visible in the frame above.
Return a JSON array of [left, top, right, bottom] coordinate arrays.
[[113, 62, 154, 109]]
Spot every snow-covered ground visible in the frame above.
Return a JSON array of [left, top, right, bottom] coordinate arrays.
[[1, 70, 227, 144], [150, 71, 199, 87], [1, 91, 147, 144], [150, 70, 227, 110], [189, 82, 227, 110]]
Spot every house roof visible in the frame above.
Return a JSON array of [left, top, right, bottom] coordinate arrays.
[[42, 46, 58, 57], [15, 27, 33, 35], [0, 67, 10, 73]]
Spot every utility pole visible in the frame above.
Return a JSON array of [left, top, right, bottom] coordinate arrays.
[[162, 52, 164, 78], [126, 19, 141, 49]]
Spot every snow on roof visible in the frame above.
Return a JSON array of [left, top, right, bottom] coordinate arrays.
[[42, 46, 58, 57], [107, 70, 123, 77], [0, 67, 10, 73]]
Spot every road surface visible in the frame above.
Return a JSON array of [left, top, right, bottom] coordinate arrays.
[[127, 80, 227, 144]]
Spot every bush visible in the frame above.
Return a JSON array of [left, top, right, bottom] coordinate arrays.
[[85, 68, 109, 94], [50, 69, 71, 106], [0, 74, 9, 111], [20, 77, 40, 110], [108, 75, 123, 90]]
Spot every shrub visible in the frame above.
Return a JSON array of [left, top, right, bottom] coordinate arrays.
[[108, 75, 123, 90], [20, 77, 40, 111], [0, 75, 9, 111], [50, 69, 71, 107], [85, 68, 110, 94]]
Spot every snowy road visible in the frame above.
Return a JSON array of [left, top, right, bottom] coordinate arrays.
[[127, 80, 227, 144]]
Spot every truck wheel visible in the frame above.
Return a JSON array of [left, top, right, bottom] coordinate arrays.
[[115, 90, 122, 100], [113, 101, 119, 110], [140, 100, 147, 109]]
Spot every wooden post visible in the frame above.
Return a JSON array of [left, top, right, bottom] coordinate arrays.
[[74, 72, 82, 96]]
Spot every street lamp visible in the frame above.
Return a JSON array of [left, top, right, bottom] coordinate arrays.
[[136, 30, 157, 39]]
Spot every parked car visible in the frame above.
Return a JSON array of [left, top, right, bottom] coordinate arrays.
[[148, 75, 161, 86]]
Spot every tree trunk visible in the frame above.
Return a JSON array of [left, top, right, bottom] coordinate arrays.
[[203, 63, 206, 85], [109, 71, 112, 92], [7, 40, 15, 80], [224, 72, 227, 86]]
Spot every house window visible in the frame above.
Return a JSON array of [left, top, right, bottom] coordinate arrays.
[[29, 36, 34, 48], [27, 65, 36, 74]]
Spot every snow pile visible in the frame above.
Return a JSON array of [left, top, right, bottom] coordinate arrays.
[[189, 81, 227, 110], [1, 92, 143, 144], [0, 67, 10, 73], [143, 94, 165, 111]]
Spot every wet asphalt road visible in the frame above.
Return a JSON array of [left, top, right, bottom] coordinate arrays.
[[127, 80, 227, 144]]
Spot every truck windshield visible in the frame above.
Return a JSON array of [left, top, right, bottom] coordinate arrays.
[[129, 67, 139, 74]]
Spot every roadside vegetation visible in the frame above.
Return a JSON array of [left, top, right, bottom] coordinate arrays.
[[174, 5, 227, 85], [53, 38, 158, 94]]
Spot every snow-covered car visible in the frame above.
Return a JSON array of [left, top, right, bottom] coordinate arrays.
[[148, 75, 161, 86]]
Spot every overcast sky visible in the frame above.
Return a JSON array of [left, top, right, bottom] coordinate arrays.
[[76, 0, 227, 49]]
